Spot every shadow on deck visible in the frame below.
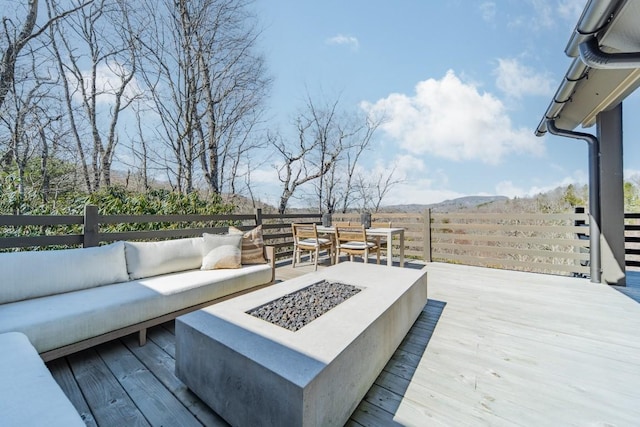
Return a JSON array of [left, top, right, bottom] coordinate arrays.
[[616, 270, 640, 302], [47, 260, 640, 426]]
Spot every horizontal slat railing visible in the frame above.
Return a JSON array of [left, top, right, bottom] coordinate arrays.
[[0, 214, 84, 226], [0, 234, 84, 249], [0, 213, 84, 249], [0, 207, 324, 260], [430, 211, 590, 276], [5, 205, 632, 278], [98, 213, 254, 224]]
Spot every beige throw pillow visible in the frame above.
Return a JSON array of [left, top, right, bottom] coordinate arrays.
[[229, 225, 267, 264], [201, 233, 242, 270]]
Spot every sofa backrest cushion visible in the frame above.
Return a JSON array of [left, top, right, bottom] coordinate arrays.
[[0, 242, 129, 304], [124, 237, 204, 280]]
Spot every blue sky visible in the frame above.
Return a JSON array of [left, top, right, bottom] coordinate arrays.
[[249, 0, 640, 207]]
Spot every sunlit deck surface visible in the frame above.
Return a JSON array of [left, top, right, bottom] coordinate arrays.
[[47, 259, 640, 426]]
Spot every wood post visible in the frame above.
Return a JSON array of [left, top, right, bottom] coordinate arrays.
[[83, 205, 100, 248], [139, 329, 147, 346], [423, 209, 432, 262], [255, 208, 263, 226]]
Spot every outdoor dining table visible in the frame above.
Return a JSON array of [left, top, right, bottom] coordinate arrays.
[[316, 225, 405, 267]]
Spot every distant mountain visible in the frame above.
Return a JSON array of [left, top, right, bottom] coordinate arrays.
[[381, 195, 508, 213]]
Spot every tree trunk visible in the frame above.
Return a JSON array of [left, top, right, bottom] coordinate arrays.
[[0, 0, 38, 110]]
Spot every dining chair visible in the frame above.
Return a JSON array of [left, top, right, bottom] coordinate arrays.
[[291, 223, 334, 270], [370, 221, 392, 255], [334, 225, 380, 264], [333, 221, 352, 227]]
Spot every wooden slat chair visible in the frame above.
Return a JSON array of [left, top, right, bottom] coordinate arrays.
[[335, 225, 380, 264], [333, 221, 352, 227], [291, 223, 334, 271]]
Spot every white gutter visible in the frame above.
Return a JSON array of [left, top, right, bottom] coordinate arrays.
[[535, 0, 628, 136], [565, 0, 622, 57], [535, 59, 587, 136]]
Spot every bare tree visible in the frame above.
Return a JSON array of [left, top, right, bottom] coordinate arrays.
[[356, 165, 402, 213], [0, 0, 94, 111], [47, 0, 138, 191], [272, 95, 347, 214], [0, 31, 72, 211], [333, 113, 380, 213], [133, 0, 269, 195], [273, 93, 386, 214]]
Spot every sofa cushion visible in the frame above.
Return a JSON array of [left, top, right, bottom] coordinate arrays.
[[0, 264, 273, 353], [229, 225, 267, 265], [0, 332, 85, 426], [124, 237, 204, 280], [0, 242, 129, 304], [202, 233, 242, 268]]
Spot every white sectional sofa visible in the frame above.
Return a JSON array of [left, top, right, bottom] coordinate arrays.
[[0, 236, 275, 361], [0, 234, 275, 425]]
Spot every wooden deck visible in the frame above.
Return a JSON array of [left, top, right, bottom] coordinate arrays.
[[47, 259, 640, 426]]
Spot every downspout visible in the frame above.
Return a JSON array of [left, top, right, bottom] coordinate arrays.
[[547, 120, 601, 283], [579, 36, 640, 69]]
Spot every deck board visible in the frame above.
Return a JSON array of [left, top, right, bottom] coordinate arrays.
[[48, 357, 98, 427], [47, 261, 640, 426], [67, 348, 150, 426], [97, 340, 202, 427], [121, 335, 228, 426]]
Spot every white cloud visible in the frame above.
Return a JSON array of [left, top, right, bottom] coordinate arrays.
[[366, 155, 463, 206], [494, 58, 555, 98], [506, 2, 549, 30], [383, 180, 466, 206], [391, 154, 426, 178], [251, 167, 280, 185], [479, 2, 496, 23], [71, 61, 141, 105], [529, 0, 554, 28], [508, 0, 583, 30], [495, 181, 526, 198], [325, 34, 359, 51], [624, 169, 640, 181], [558, 0, 588, 21], [361, 70, 544, 164], [496, 169, 587, 197]]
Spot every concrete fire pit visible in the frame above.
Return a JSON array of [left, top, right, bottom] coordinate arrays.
[[175, 262, 428, 427]]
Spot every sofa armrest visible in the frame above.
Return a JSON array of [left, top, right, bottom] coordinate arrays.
[[264, 245, 276, 283]]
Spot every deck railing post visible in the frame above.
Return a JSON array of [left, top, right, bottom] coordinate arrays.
[[254, 208, 263, 226], [83, 205, 99, 248], [423, 209, 432, 262]]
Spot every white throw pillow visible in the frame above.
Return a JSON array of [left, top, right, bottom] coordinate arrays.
[[201, 245, 242, 270], [0, 242, 129, 304], [201, 233, 243, 269], [124, 237, 204, 279]]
